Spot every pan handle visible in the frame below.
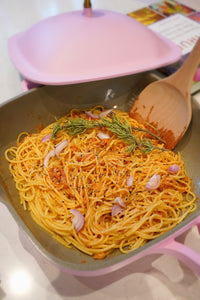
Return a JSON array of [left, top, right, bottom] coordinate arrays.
[[155, 238, 200, 277], [148, 217, 200, 277]]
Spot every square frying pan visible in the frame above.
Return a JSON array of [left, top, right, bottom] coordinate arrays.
[[0, 72, 200, 276]]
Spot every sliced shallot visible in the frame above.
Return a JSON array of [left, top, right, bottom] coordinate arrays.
[[70, 209, 85, 232], [97, 132, 110, 140], [168, 164, 181, 174], [111, 204, 125, 217], [85, 111, 100, 119], [41, 133, 52, 142], [43, 149, 55, 168], [145, 174, 160, 190], [126, 175, 133, 187], [113, 196, 126, 208], [44, 140, 68, 167], [99, 109, 113, 118], [85, 109, 114, 120], [55, 140, 68, 157]]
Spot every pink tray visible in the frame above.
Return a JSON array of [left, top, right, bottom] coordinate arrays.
[[8, 7, 181, 85]]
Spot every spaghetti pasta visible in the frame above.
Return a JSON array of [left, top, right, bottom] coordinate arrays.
[[5, 107, 197, 258]]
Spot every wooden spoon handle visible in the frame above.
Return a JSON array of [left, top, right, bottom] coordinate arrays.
[[166, 38, 200, 96]]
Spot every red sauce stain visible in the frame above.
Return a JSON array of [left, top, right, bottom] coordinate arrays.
[[129, 108, 181, 150], [36, 123, 43, 133]]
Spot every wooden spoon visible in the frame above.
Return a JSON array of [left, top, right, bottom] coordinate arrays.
[[129, 38, 200, 150]]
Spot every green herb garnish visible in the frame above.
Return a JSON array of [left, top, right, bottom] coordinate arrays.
[[64, 118, 99, 136], [52, 113, 167, 154]]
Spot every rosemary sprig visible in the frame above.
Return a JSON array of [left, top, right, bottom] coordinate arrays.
[[52, 119, 99, 138], [101, 116, 141, 153], [141, 139, 155, 154], [52, 114, 167, 154], [132, 126, 166, 144], [52, 123, 62, 138], [63, 118, 99, 136]]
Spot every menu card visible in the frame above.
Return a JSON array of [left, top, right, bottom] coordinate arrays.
[[128, 0, 200, 92]]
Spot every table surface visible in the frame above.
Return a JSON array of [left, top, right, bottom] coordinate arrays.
[[1, 1, 200, 299]]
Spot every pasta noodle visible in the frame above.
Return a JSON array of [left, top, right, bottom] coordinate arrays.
[[5, 106, 197, 259]]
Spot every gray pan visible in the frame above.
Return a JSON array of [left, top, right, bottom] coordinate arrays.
[[0, 72, 200, 276]]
